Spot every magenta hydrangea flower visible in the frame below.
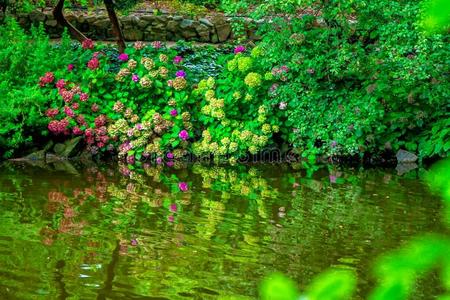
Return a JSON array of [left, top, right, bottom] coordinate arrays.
[[234, 45, 246, 54], [72, 127, 83, 135], [67, 64, 74, 71], [82, 39, 94, 50], [173, 56, 183, 64], [45, 108, 59, 118], [178, 182, 188, 192], [87, 57, 100, 70], [179, 130, 189, 141], [167, 161, 174, 167], [56, 79, 65, 89], [118, 53, 129, 62], [169, 203, 177, 212], [176, 70, 186, 78], [132, 74, 139, 82], [64, 106, 75, 118], [170, 109, 178, 117], [79, 93, 89, 102], [167, 152, 174, 159]]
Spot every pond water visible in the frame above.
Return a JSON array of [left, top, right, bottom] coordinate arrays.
[[0, 161, 444, 299]]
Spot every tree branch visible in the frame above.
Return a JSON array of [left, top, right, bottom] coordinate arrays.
[[103, 0, 126, 53], [53, 0, 88, 43]]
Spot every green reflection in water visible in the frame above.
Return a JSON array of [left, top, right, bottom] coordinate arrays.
[[0, 162, 443, 299]]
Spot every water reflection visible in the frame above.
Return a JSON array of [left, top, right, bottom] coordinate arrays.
[[0, 161, 443, 299]]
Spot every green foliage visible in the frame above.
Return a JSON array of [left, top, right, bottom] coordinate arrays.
[[306, 270, 356, 300], [0, 18, 80, 158], [421, 0, 450, 33], [224, 0, 450, 161], [259, 273, 299, 300]]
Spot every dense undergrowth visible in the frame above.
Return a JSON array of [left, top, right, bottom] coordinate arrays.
[[0, 0, 449, 163]]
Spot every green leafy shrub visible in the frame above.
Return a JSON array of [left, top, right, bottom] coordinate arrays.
[[226, 0, 450, 161], [191, 46, 288, 163], [0, 18, 80, 158]]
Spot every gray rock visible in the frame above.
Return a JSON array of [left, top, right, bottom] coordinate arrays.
[[29, 11, 46, 23], [180, 19, 193, 29], [396, 163, 418, 176], [93, 17, 110, 29], [24, 150, 46, 161], [215, 23, 231, 42], [166, 20, 179, 32], [63, 136, 84, 158], [124, 28, 144, 41], [54, 143, 66, 156], [137, 18, 149, 29], [45, 19, 58, 27], [199, 18, 214, 27], [396, 149, 418, 163], [196, 23, 211, 42]]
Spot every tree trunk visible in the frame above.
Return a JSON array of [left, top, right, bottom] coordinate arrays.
[[103, 0, 126, 53], [53, 0, 87, 43]]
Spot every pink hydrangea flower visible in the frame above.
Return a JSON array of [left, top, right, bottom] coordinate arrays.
[[156, 157, 163, 165], [91, 103, 99, 112], [64, 106, 75, 118], [118, 53, 129, 62], [132, 74, 139, 82], [45, 108, 59, 118], [167, 80, 173, 87], [167, 152, 174, 159], [82, 39, 94, 50], [71, 102, 79, 110], [173, 56, 183, 64], [168, 215, 175, 222], [179, 130, 189, 141], [39, 72, 54, 87], [56, 79, 65, 89], [178, 182, 188, 192], [67, 64, 74, 71], [126, 155, 135, 165], [94, 115, 106, 127], [152, 41, 162, 49], [87, 57, 100, 70], [72, 127, 83, 135], [170, 109, 178, 117], [79, 93, 89, 102], [234, 45, 245, 54]]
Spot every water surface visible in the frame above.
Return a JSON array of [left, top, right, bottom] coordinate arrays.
[[0, 162, 443, 299]]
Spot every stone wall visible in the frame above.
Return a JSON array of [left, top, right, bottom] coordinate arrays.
[[12, 9, 260, 43]]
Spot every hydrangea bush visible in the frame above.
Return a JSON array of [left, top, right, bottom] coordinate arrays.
[[38, 41, 290, 165]]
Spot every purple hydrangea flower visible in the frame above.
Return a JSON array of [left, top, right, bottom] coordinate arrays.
[[167, 152, 174, 159], [179, 130, 189, 141], [234, 45, 246, 54], [173, 56, 183, 64], [169, 203, 177, 212], [175, 70, 186, 78], [118, 53, 129, 62], [178, 182, 188, 192], [132, 74, 139, 82]]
